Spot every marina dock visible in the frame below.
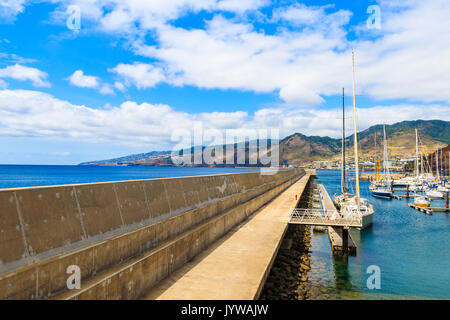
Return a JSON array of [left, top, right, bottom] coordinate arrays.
[[284, 183, 359, 254], [408, 203, 450, 215], [408, 203, 432, 215], [361, 173, 404, 181], [318, 184, 357, 255], [327, 227, 357, 255]]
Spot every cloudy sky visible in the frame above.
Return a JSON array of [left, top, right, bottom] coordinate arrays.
[[0, 0, 449, 164]]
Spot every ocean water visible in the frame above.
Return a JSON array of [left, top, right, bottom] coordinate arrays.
[[0, 165, 260, 189], [308, 170, 450, 300]]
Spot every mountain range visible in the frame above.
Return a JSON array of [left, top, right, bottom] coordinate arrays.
[[79, 120, 450, 167]]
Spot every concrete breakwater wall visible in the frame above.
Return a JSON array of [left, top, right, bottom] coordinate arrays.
[[0, 168, 305, 299]]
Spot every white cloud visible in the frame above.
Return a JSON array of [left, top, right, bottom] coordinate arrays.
[[217, 0, 269, 14], [50, 0, 442, 107], [273, 4, 323, 25], [6, 1, 450, 107], [251, 104, 450, 139], [68, 70, 99, 88], [133, 13, 349, 106], [0, 0, 27, 21], [0, 79, 7, 89], [198, 111, 248, 129], [114, 81, 126, 92], [272, 3, 352, 30], [0, 89, 193, 147], [130, 0, 450, 105], [0, 89, 448, 150], [0, 64, 50, 87], [99, 83, 114, 95], [355, 0, 450, 102], [48, 0, 267, 33], [68, 70, 116, 95], [110, 62, 166, 89], [279, 85, 324, 106], [0, 52, 36, 64]]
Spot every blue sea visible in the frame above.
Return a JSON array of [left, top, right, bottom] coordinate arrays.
[[0, 165, 260, 189], [308, 170, 450, 300]]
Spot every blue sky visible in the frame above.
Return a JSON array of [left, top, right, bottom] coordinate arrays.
[[0, 0, 449, 164]]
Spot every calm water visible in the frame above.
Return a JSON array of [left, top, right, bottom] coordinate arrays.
[[0, 165, 260, 189], [308, 170, 450, 300]]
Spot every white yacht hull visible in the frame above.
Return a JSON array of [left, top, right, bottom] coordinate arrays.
[[361, 211, 374, 230], [426, 190, 444, 199]]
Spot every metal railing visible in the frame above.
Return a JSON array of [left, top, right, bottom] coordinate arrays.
[[282, 208, 362, 227]]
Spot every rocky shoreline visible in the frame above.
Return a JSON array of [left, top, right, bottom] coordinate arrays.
[[259, 225, 312, 300], [260, 180, 315, 300]]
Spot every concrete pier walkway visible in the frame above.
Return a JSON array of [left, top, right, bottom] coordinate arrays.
[[141, 173, 313, 300]]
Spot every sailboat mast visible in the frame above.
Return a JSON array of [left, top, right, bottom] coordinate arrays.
[[446, 152, 449, 184], [351, 50, 360, 210], [436, 145, 440, 180], [374, 132, 377, 181], [341, 87, 346, 193], [383, 124, 390, 180], [421, 152, 423, 175], [415, 129, 419, 177]]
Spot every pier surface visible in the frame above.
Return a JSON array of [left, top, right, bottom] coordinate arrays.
[[141, 173, 313, 300]]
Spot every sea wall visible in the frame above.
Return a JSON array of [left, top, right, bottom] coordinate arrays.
[[0, 168, 305, 299]]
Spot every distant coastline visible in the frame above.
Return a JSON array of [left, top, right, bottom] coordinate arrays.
[[78, 120, 450, 169]]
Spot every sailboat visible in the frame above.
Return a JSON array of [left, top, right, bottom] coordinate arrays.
[[334, 88, 353, 207], [425, 145, 444, 198], [370, 125, 393, 198], [336, 51, 374, 229], [369, 133, 380, 191], [394, 129, 432, 190], [437, 149, 449, 192]]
